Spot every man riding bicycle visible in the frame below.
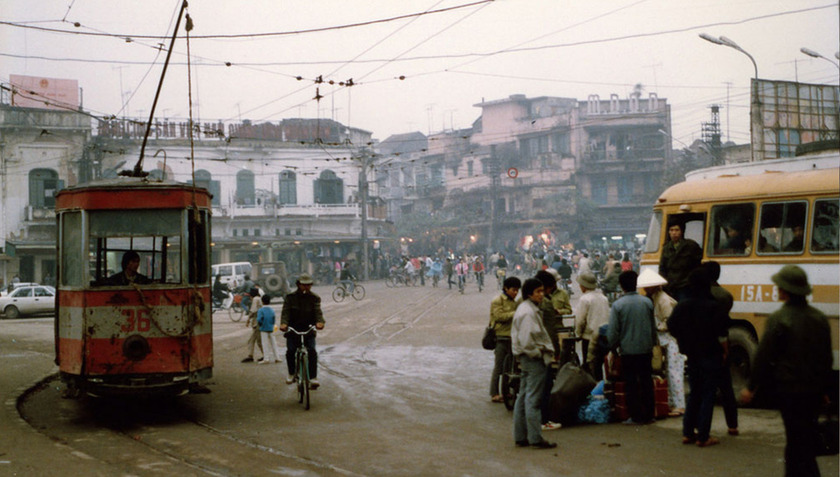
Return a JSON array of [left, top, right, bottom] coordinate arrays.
[[455, 257, 470, 293], [279, 274, 325, 389], [473, 256, 486, 291]]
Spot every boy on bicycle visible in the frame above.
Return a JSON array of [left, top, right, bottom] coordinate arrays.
[[279, 274, 325, 389]]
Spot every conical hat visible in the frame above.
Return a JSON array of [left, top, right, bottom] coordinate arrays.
[[637, 268, 667, 288]]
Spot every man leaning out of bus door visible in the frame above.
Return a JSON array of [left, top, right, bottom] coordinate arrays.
[[659, 221, 702, 301]]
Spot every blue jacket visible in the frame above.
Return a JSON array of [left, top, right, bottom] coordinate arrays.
[[257, 306, 276, 332], [607, 291, 657, 355]]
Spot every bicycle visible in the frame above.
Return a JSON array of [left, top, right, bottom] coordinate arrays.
[[496, 268, 507, 290], [499, 353, 520, 411], [474, 271, 484, 292], [287, 325, 317, 410], [332, 280, 365, 302]]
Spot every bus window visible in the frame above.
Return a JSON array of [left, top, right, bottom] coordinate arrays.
[[643, 211, 662, 253], [708, 203, 755, 256], [757, 201, 807, 254], [812, 198, 839, 253]]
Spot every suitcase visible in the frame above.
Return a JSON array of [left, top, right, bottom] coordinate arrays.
[[612, 381, 629, 422], [653, 376, 670, 419], [611, 377, 670, 421]]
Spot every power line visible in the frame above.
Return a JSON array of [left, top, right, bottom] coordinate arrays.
[[0, 1, 495, 40]]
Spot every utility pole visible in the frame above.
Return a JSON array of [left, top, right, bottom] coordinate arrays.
[[488, 145, 501, 252], [358, 149, 371, 280]]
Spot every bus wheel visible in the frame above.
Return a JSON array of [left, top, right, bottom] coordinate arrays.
[[728, 327, 757, 403]]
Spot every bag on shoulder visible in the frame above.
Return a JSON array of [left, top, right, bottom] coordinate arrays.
[[651, 345, 664, 374], [481, 325, 497, 350]]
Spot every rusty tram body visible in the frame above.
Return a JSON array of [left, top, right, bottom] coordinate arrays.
[[54, 178, 213, 397]]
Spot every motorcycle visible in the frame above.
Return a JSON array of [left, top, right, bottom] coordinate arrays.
[[212, 290, 247, 322]]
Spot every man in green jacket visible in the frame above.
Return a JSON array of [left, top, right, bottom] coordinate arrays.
[[489, 276, 521, 403], [741, 265, 832, 477], [659, 222, 702, 300]]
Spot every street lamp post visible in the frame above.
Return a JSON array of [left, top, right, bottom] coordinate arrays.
[[699, 33, 760, 162], [800, 47, 840, 69]]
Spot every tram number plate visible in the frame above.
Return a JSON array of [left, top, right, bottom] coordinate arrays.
[[739, 284, 779, 303], [120, 309, 152, 333]]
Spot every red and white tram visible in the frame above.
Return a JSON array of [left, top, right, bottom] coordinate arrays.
[[54, 178, 213, 397]]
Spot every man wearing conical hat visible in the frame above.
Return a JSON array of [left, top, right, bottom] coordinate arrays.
[[741, 265, 832, 476]]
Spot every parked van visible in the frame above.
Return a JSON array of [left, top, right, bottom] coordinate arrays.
[[211, 262, 252, 289]]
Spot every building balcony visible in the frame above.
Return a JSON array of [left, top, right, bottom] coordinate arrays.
[[214, 202, 363, 218], [24, 205, 56, 222]]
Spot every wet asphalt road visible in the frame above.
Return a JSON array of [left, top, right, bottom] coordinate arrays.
[[2, 278, 838, 476]]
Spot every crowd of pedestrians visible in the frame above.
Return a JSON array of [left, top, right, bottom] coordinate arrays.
[[482, 236, 831, 475]]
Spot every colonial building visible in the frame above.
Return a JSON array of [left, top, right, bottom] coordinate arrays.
[[0, 82, 389, 284]]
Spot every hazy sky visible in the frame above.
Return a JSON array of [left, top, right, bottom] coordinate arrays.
[[1, 0, 838, 147]]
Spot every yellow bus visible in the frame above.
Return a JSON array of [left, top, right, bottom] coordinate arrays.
[[640, 159, 839, 396]]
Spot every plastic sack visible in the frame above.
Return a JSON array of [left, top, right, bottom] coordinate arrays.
[[578, 395, 611, 424]]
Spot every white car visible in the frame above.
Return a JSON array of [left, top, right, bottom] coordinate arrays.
[[0, 285, 56, 319], [0, 282, 39, 296]]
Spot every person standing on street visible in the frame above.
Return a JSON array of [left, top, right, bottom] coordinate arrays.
[[659, 222, 702, 301], [256, 294, 281, 364], [637, 269, 684, 417], [574, 271, 611, 380], [512, 278, 557, 449], [667, 269, 728, 448], [607, 271, 657, 424], [489, 276, 521, 403], [241, 288, 264, 363], [535, 269, 568, 432], [702, 261, 739, 436], [280, 274, 326, 389], [741, 265, 832, 477]]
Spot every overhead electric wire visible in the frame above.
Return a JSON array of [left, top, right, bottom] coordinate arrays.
[[0, 0, 494, 40]]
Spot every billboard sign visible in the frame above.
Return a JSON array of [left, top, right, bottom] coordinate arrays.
[[9, 74, 79, 111]]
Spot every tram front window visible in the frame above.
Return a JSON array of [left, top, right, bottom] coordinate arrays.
[[88, 210, 183, 286]]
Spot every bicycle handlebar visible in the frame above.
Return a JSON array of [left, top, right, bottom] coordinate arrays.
[[286, 325, 317, 335]]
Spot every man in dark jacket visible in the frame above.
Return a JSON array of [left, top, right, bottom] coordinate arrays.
[[659, 222, 702, 300], [741, 265, 832, 477], [667, 268, 729, 447], [280, 274, 326, 389]]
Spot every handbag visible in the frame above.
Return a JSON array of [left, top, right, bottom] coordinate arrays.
[[651, 345, 664, 373], [481, 323, 497, 350]]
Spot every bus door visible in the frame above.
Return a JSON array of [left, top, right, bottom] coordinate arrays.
[[664, 212, 706, 250]]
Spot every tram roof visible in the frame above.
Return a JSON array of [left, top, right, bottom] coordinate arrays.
[[656, 167, 839, 206], [56, 177, 212, 210]]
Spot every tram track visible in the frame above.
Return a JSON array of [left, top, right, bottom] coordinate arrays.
[[17, 373, 365, 477], [14, 281, 489, 476]]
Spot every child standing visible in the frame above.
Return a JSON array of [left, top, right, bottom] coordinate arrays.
[[256, 294, 281, 364]]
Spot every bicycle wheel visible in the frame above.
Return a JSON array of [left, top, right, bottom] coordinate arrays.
[[296, 352, 306, 403], [352, 284, 365, 300], [385, 276, 395, 288], [230, 303, 244, 322], [332, 287, 346, 302], [301, 353, 311, 410], [500, 354, 519, 411]]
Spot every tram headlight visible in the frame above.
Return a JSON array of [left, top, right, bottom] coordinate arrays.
[[123, 334, 151, 361]]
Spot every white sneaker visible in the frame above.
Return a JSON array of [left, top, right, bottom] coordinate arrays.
[[285, 376, 296, 385], [541, 421, 562, 431], [309, 379, 320, 390], [258, 359, 271, 365]]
